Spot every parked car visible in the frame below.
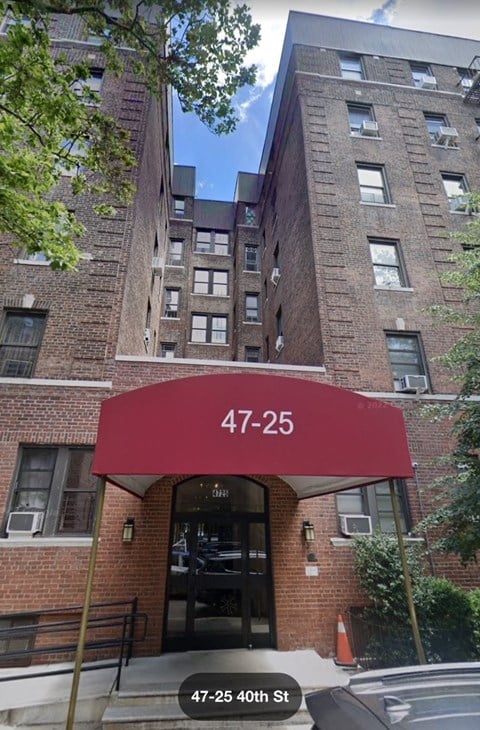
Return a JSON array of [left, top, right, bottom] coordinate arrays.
[[306, 662, 480, 729]]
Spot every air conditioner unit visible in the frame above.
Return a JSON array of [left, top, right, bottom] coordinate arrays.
[[419, 74, 437, 89], [271, 267, 281, 286], [360, 120, 379, 137], [398, 374, 428, 393], [434, 126, 458, 146], [6, 511, 44, 537], [275, 335, 285, 352], [461, 77, 473, 89], [152, 257, 162, 275], [339, 514, 372, 536], [144, 328, 151, 343]]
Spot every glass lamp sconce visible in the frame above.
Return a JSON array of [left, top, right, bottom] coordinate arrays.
[[122, 517, 135, 543], [303, 520, 315, 543]]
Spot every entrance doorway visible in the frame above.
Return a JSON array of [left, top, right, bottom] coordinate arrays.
[[163, 476, 274, 651]]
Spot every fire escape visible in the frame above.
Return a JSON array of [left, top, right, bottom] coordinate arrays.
[[460, 56, 480, 104]]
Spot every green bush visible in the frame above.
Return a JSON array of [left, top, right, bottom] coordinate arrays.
[[467, 588, 480, 656]]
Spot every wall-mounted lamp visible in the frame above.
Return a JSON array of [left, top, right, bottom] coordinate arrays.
[[122, 517, 135, 543], [303, 520, 315, 543]]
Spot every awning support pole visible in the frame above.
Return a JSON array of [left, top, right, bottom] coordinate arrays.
[[389, 478, 426, 664], [66, 476, 106, 730]]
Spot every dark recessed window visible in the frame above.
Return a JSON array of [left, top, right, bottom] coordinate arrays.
[[160, 342, 176, 359], [0, 311, 46, 378], [245, 347, 261, 363], [164, 288, 180, 318], [336, 480, 410, 534], [245, 293, 260, 322], [245, 245, 259, 272], [191, 314, 227, 344], [386, 333, 427, 389]]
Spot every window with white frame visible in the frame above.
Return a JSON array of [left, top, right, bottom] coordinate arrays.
[[386, 333, 427, 388], [369, 238, 407, 288], [336, 480, 410, 534], [339, 54, 364, 80], [193, 269, 228, 296], [72, 69, 104, 102], [167, 238, 184, 266], [191, 314, 227, 344], [164, 288, 180, 318], [0, 311, 46, 378], [347, 103, 375, 134], [160, 342, 176, 359], [5, 447, 98, 536], [357, 164, 390, 204], [195, 229, 229, 255], [245, 293, 260, 322], [173, 197, 185, 217], [442, 173, 469, 211]]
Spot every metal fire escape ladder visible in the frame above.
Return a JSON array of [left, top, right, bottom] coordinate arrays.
[[460, 56, 480, 104]]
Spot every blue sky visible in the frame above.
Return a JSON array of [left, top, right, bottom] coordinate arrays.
[[173, 0, 480, 202]]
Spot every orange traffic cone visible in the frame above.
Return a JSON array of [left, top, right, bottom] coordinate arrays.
[[334, 614, 356, 666]]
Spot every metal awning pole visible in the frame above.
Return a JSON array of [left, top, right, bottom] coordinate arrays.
[[66, 476, 106, 730], [389, 478, 426, 664]]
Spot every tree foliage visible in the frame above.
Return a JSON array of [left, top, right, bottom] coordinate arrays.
[[0, 1, 260, 268], [422, 192, 480, 564]]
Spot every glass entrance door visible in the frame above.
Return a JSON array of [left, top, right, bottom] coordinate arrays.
[[164, 477, 273, 651]]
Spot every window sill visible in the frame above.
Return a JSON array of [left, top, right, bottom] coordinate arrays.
[[243, 320, 262, 325], [374, 285, 414, 292], [161, 316, 180, 321], [350, 133, 382, 140], [431, 143, 458, 149], [165, 264, 185, 269], [360, 202, 396, 208], [194, 251, 230, 257], [243, 270, 261, 274], [14, 259, 50, 266], [191, 293, 229, 298], [330, 536, 424, 547], [0, 536, 94, 548], [188, 342, 229, 347]]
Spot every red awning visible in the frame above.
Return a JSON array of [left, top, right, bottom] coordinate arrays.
[[92, 374, 413, 498]]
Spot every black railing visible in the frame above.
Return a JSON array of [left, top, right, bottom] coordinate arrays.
[[0, 598, 147, 691]]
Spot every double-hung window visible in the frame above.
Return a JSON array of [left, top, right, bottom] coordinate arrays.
[[339, 54, 364, 80], [160, 342, 176, 359], [195, 230, 229, 255], [167, 238, 184, 266], [191, 314, 227, 344], [411, 62, 436, 89], [72, 69, 104, 103], [369, 238, 407, 288], [245, 294, 260, 322], [193, 269, 228, 296], [347, 103, 376, 135], [164, 288, 180, 318], [0, 311, 46, 378], [357, 164, 390, 204], [336, 480, 410, 534], [386, 333, 427, 389], [6, 447, 98, 536], [245, 245, 259, 272], [245, 347, 261, 363], [442, 173, 469, 211], [173, 197, 185, 217], [424, 113, 456, 145]]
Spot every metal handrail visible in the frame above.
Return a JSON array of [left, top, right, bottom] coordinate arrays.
[[0, 598, 147, 691]]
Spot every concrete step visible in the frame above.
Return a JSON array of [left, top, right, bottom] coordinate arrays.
[[4, 695, 108, 729]]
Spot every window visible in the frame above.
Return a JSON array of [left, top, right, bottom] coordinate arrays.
[[369, 239, 407, 288], [0, 9, 31, 33], [191, 314, 227, 344], [347, 103, 375, 134], [0, 615, 37, 667], [386, 333, 427, 388], [245, 206, 256, 225], [476, 118, 480, 139], [245, 347, 261, 363], [245, 294, 260, 322], [245, 245, 259, 272], [0, 312, 46, 378], [195, 230, 229, 255], [72, 69, 104, 102], [6, 447, 98, 536], [442, 173, 469, 211], [164, 288, 180, 318], [357, 164, 389, 204], [424, 113, 455, 145], [273, 243, 280, 269], [167, 238, 184, 266], [339, 54, 364, 80], [173, 197, 185, 217], [336, 480, 410, 534], [457, 67, 476, 91], [276, 307, 283, 336], [160, 343, 176, 359], [193, 269, 228, 296], [57, 138, 88, 177], [410, 62, 436, 88]]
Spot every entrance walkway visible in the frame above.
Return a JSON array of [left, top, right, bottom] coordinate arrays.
[[0, 650, 354, 728]]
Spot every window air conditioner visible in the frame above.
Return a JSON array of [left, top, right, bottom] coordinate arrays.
[[152, 257, 162, 275], [275, 335, 285, 352], [144, 328, 151, 343], [419, 74, 437, 89], [461, 77, 473, 89], [6, 511, 44, 536], [360, 120, 379, 137], [434, 126, 458, 146], [398, 374, 428, 393], [271, 267, 281, 286], [339, 514, 372, 536]]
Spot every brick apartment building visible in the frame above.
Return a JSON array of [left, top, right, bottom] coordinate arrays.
[[1, 10, 480, 660]]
